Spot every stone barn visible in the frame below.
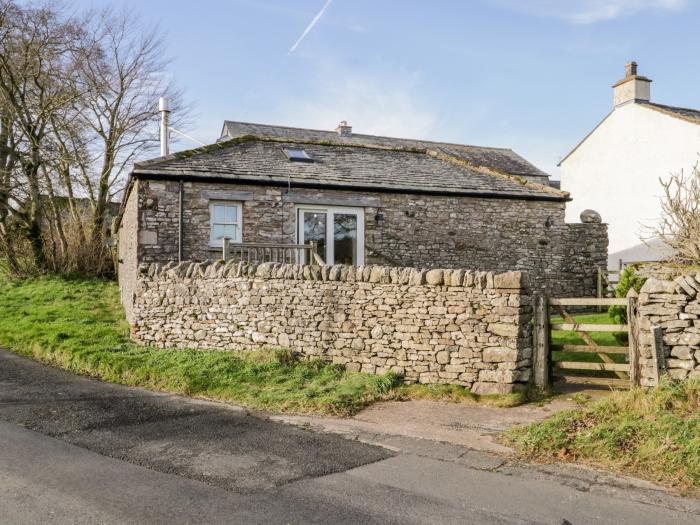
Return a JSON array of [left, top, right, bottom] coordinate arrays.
[[116, 121, 608, 321]]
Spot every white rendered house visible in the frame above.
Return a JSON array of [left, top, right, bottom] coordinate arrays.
[[560, 62, 700, 263]]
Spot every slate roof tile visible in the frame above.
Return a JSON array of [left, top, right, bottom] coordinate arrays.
[[220, 121, 550, 179], [134, 137, 567, 201]]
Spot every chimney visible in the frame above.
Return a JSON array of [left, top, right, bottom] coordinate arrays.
[[159, 97, 170, 156], [612, 61, 651, 107], [335, 120, 352, 136]]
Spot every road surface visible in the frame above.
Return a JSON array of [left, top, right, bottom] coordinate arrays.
[[1, 349, 698, 524]]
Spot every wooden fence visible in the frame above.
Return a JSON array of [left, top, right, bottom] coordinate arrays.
[[532, 291, 641, 390], [219, 239, 325, 265]]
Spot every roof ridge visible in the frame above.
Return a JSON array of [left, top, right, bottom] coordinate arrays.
[[135, 135, 435, 170], [222, 120, 516, 153], [428, 149, 568, 199]]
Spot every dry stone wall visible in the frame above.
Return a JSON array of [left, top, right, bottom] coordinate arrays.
[[637, 273, 700, 385], [131, 261, 533, 394]]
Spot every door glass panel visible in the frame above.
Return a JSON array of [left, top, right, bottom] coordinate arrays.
[[303, 211, 327, 261], [334, 213, 357, 265]]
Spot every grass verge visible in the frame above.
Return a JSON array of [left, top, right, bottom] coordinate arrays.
[[0, 275, 398, 416], [0, 275, 527, 415], [504, 379, 700, 493]]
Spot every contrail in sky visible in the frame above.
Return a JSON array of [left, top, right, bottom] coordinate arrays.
[[288, 0, 334, 55]]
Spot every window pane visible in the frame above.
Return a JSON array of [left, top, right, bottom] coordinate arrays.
[[212, 224, 236, 241], [212, 205, 227, 223], [303, 211, 326, 260], [213, 204, 238, 224], [334, 213, 357, 265], [225, 205, 237, 223]]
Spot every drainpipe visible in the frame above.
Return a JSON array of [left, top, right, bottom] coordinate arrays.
[[178, 179, 183, 262]]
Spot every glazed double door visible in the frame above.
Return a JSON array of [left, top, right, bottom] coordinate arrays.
[[297, 206, 365, 265]]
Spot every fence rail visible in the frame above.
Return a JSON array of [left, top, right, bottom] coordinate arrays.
[[550, 323, 628, 332], [532, 291, 641, 390], [220, 239, 325, 265]]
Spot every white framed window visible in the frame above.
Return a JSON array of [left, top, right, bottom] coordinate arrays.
[[209, 201, 242, 246]]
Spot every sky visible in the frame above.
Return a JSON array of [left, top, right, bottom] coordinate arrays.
[[71, 0, 700, 176]]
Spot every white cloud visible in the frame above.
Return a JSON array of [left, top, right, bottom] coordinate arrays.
[[275, 66, 438, 140], [487, 0, 687, 24]]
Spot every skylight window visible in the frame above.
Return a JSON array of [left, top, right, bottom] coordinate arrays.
[[284, 148, 313, 162]]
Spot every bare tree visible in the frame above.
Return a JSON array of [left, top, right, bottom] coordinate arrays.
[[0, 0, 82, 268], [0, 1, 188, 276], [73, 8, 187, 242], [654, 163, 700, 264]]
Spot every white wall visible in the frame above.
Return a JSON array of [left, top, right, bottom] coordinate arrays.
[[561, 103, 700, 253]]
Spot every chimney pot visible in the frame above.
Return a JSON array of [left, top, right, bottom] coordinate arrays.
[[335, 120, 352, 136], [612, 60, 651, 107]]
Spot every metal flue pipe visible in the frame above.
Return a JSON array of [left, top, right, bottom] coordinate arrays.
[[159, 97, 170, 157]]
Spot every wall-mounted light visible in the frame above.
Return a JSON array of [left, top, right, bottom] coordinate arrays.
[[545, 216, 554, 228], [374, 208, 385, 223]]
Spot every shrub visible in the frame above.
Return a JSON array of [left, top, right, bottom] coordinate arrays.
[[608, 266, 646, 324], [608, 267, 646, 344], [654, 165, 700, 264]]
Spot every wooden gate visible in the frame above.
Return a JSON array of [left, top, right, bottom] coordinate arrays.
[[532, 293, 641, 390]]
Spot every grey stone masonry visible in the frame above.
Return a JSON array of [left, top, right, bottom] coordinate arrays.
[[637, 272, 700, 385], [122, 179, 607, 300], [131, 262, 533, 394]]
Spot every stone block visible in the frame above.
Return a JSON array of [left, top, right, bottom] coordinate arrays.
[[345, 362, 361, 373], [666, 359, 695, 370], [470, 382, 526, 395], [482, 347, 518, 363], [436, 351, 450, 364], [675, 276, 698, 297], [641, 278, 678, 295], [425, 269, 444, 286], [670, 346, 694, 360], [493, 271, 527, 290], [668, 369, 689, 380], [487, 323, 519, 337]]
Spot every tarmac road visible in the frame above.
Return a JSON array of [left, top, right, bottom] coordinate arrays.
[[1, 349, 699, 524]]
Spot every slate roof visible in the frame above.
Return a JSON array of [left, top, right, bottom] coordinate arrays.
[[133, 137, 567, 201], [221, 121, 551, 180], [641, 102, 700, 125]]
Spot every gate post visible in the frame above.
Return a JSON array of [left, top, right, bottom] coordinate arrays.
[[650, 325, 667, 386], [627, 289, 640, 387], [221, 237, 230, 262], [532, 293, 550, 390]]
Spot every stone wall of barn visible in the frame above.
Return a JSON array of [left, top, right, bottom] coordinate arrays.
[[117, 180, 140, 323], [123, 180, 607, 299], [637, 273, 700, 385], [131, 261, 533, 394]]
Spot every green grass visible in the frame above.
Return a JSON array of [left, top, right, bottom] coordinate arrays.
[[504, 379, 700, 493], [0, 275, 527, 415], [550, 312, 628, 366], [0, 275, 399, 416]]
